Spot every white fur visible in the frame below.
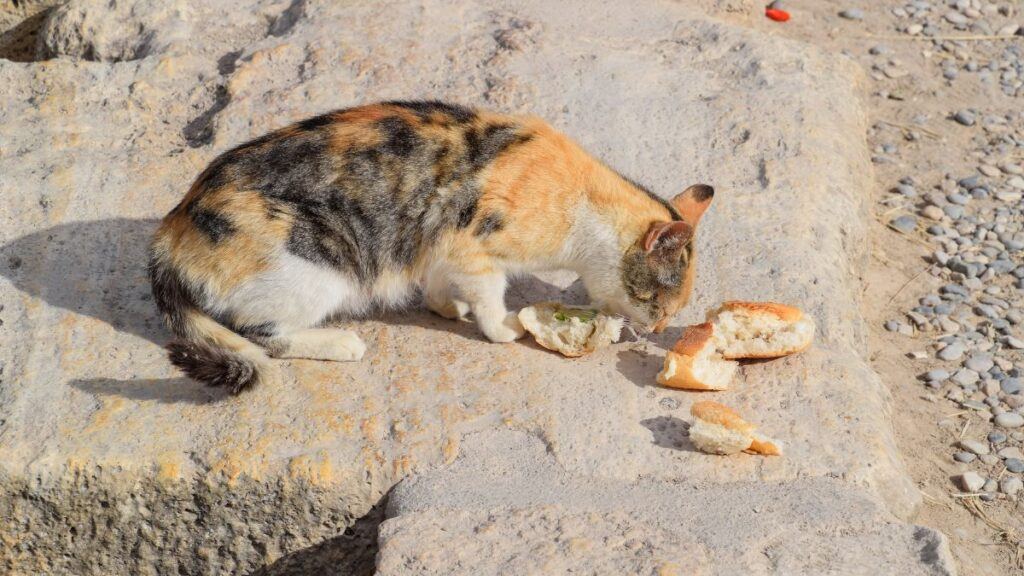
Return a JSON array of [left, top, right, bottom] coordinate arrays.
[[274, 328, 366, 361]]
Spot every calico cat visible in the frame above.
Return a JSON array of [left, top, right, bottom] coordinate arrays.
[[150, 101, 713, 393]]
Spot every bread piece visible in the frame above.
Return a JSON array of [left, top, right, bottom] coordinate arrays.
[[656, 323, 737, 390], [688, 400, 782, 456], [518, 302, 623, 357], [707, 301, 815, 360]]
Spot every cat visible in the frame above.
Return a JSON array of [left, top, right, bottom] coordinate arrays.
[[149, 101, 713, 393]]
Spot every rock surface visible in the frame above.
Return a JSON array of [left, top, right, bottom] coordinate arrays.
[[0, 0, 946, 573]]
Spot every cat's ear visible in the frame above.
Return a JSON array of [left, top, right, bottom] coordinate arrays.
[[643, 221, 693, 253], [670, 184, 714, 226]]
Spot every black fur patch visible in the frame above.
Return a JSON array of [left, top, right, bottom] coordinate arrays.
[[188, 205, 236, 243], [377, 116, 421, 158], [686, 184, 715, 202], [384, 100, 476, 123], [148, 256, 204, 338], [296, 113, 337, 132], [465, 123, 532, 170], [166, 340, 261, 394], [474, 213, 504, 236]]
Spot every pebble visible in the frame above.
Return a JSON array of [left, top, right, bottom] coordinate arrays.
[[965, 354, 994, 373], [1005, 337, 1024, 350], [925, 369, 950, 382], [954, 451, 976, 463], [988, 430, 1007, 444], [839, 8, 864, 20], [921, 205, 944, 220], [1002, 378, 1022, 395], [960, 439, 990, 455], [995, 413, 1024, 428], [938, 342, 966, 361], [998, 446, 1024, 460], [890, 215, 917, 234], [1000, 477, 1022, 496], [953, 110, 976, 126], [952, 368, 980, 387], [1006, 459, 1024, 473], [959, 471, 986, 492]]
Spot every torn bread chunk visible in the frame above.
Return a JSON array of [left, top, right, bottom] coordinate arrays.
[[656, 323, 737, 390], [707, 301, 815, 360], [689, 401, 782, 456], [518, 302, 623, 357]]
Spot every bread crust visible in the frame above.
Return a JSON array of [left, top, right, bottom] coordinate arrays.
[[690, 400, 755, 433], [671, 322, 714, 355], [717, 300, 804, 323]]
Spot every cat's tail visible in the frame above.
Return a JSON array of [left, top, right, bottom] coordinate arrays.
[[164, 311, 273, 395], [149, 256, 272, 395]]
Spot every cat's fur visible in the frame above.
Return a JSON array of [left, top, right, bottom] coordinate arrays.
[[150, 101, 713, 393]]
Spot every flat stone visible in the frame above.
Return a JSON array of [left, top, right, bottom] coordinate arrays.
[[959, 439, 990, 455], [995, 413, 1024, 428], [1000, 477, 1022, 495], [1006, 459, 1024, 473], [378, 430, 955, 575], [964, 354, 994, 373], [938, 342, 967, 361]]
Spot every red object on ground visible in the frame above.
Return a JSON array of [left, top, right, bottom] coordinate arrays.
[[765, 8, 790, 22]]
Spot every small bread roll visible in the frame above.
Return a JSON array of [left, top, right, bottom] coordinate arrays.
[[519, 302, 623, 357], [707, 301, 815, 360], [688, 400, 782, 456], [657, 323, 737, 390]]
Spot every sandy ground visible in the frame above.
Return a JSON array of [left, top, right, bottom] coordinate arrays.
[[759, 2, 1023, 574]]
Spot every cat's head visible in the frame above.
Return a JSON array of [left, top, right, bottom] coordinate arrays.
[[609, 184, 714, 332]]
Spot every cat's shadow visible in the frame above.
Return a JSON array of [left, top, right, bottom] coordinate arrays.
[[1, 218, 167, 345]]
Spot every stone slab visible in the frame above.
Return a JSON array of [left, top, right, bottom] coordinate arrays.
[[0, 0, 926, 573], [378, 430, 954, 575]]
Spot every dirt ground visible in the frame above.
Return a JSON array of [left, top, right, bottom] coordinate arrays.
[[755, 2, 1024, 574]]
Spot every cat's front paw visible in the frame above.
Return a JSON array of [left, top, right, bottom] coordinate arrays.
[[481, 311, 526, 343]]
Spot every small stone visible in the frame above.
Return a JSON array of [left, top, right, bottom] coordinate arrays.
[[954, 451, 976, 463], [1006, 459, 1024, 473], [659, 396, 680, 410], [921, 205, 944, 220], [980, 454, 1000, 465], [938, 342, 967, 361], [944, 11, 969, 25], [952, 368, 980, 387], [998, 446, 1024, 460], [953, 110, 976, 126], [959, 439, 990, 455], [884, 320, 900, 332], [1004, 337, 1024, 350], [1002, 378, 1022, 395], [839, 8, 864, 20], [924, 369, 950, 382], [1000, 476, 1022, 495], [989, 431, 1007, 444], [965, 354, 994, 373], [995, 413, 1024, 428], [889, 215, 917, 234], [958, 471, 986, 492]]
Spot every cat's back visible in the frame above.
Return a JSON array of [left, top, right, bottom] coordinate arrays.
[[151, 102, 562, 291]]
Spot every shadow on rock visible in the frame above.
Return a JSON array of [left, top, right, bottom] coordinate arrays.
[[249, 496, 386, 576], [640, 415, 699, 452], [0, 218, 166, 345], [616, 349, 664, 389], [69, 376, 231, 405]]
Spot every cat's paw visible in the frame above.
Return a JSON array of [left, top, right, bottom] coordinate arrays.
[[426, 297, 470, 320], [333, 331, 367, 361], [481, 312, 526, 343]]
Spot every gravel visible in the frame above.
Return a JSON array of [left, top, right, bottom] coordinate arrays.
[[959, 439, 990, 456], [937, 342, 967, 361], [1000, 477, 1022, 496], [953, 110, 976, 126]]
